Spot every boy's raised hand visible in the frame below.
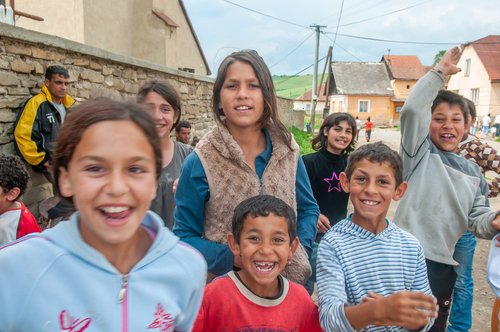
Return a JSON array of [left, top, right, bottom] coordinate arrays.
[[434, 46, 462, 77], [368, 291, 438, 330]]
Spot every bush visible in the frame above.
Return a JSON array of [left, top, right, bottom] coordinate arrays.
[[289, 126, 315, 156]]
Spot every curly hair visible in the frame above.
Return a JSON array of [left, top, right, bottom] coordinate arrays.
[[0, 154, 30, 198]]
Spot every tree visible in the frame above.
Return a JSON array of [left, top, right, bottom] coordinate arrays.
[[433, 50, 446, 66]]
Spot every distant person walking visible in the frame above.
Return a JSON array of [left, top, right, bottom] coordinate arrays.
[[365, 117, 374, 142], [482, 114, 491, 137], [494, 114, 500, 137], [355, 116, 362, 141]]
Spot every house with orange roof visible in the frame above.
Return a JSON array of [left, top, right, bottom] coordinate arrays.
[[381, 55, 428, 122], [293, 82, 330, 116], [447, 35, 500, 117], [328, 61, 394, 125]]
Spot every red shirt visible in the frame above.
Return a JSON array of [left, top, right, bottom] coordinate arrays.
[[365, 121, 374, 131], [193, 271, 323, 331]]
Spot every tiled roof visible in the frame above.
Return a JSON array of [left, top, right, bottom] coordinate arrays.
[[471, 35, 500, 82], [381, 55, 426, 80], [295, 83, 329, 101], [332, 62, 393, 96]]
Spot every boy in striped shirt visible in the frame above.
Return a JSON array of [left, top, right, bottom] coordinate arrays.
[[317, 142, 437, 331]]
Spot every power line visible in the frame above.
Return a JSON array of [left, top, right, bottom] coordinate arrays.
[[337, 0, 432, 28], [322, 33, 364, 61], [222, 0, 310, 30], [330, 0, 345, 54], [274, 55, 328, 87], [324, 32, 459, 45], [270, 31, 315, 68]]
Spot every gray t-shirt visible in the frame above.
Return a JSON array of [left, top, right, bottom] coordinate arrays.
[[150, 141, 193, 229], [52, 101, 67, 123]]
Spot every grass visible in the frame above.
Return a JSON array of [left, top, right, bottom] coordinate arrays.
[[289, 126, 315, 156], [304, 115, 323, 132], [273, 74, 313, 99]]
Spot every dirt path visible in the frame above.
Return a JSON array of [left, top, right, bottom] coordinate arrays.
[[363, 128, 497, 331]]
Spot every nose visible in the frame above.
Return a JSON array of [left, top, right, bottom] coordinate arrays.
[[258, 241, 273, 254], [364, 179, 378, 194], [236, 87, 249, 99], [105, 171, 128, 196]]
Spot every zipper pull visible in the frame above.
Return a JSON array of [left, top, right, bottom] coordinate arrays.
[[118, 274, 129, 303]]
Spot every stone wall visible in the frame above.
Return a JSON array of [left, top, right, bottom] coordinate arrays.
[[0, 23, 304, 217], [277, 97, 305, 130], [0, 23, 215, 157]]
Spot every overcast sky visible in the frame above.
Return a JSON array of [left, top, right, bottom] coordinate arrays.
[[183, 0, 500, 76]]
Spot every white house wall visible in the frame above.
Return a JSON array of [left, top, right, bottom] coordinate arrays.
[[447, 46, 494, 117]]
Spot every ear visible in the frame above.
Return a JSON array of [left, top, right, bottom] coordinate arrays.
[[44, 78, 50, 86], [323, 126, 329, 136], [339, 172, 350, 193], [5, 187, 21, 202], [58, 167, 74, 198], [288, 236, 300, 263], [392, 181, 408, 201], [227, 233, 241, 257]]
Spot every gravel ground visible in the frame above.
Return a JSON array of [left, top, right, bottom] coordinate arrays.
[[359, 128, 498, 331]]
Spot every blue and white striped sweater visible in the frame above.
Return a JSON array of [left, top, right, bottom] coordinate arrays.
[[317, 215, 433, 331]]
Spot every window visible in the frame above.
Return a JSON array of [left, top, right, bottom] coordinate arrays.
[[396, 106, 403, 113], [358, 100, 369, 113], [465, 59, 471, 77], [338, 101, 343, 112], [471, 88, 479, 105]]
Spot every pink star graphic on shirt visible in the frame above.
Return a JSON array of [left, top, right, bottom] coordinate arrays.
[[324, 171, 342, 192], [148, 303, 174, 332]]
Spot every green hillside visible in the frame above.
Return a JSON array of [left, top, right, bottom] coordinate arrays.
[[273, 74, 312, 99]]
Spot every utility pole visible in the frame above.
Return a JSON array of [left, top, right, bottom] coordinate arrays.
[[308, 24, 327, 134]]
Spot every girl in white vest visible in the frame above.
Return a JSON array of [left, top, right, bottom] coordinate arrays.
[[173, 50, 319, 285]]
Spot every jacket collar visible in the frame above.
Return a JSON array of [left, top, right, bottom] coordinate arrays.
[[41, 211, 178, 274], [41, 85, 75, 108], [207, 122, 298, 167]]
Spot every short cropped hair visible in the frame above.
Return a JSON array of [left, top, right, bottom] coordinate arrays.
[[345, 142, 403, 187], [231, 195, 297, 244], [432, 90, 468, 124], [175, 120, 191, 133], [0, 154, 30, 198], [45, 65, 69, 80], [463, 97, 476, 120]]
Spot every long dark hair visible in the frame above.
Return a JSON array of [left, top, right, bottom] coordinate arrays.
[[311, 112, 357, 154], [212, 50, 292, 149]]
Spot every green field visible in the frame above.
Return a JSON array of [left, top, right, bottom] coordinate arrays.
[[273, 74, 313, 99]]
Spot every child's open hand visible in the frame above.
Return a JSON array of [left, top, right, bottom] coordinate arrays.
[[434, 46, 462, 77], [369, 291, 438, 330]]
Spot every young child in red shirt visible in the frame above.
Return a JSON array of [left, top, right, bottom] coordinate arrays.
[[193, 195, 323, 331], [0, 154, 40, 245]]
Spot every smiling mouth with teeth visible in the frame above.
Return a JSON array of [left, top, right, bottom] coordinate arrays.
[[236, 106, 251, 110], [254, 262, 276, 272], [100, 206, 130, 219], [361, 200, 379, 206]]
